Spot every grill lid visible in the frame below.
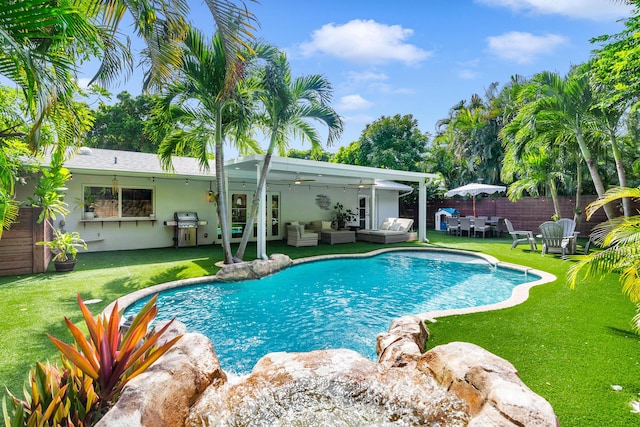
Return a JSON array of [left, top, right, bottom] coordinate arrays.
[[175, 212, 198, 222]]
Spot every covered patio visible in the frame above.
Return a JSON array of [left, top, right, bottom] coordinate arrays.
[[225, 155, 439, 259]]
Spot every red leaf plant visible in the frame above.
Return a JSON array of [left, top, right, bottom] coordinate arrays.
[[47, 294, 182, 414]]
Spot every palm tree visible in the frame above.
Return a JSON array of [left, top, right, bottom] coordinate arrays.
[[153, 29, 258, 264], [524, 71, 616, 219], [234, 50, 343, 261], [568, 186, 640, 327], [0, 0, 257, 238]]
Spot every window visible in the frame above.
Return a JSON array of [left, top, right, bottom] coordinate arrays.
[[83, 186, 154, 219]]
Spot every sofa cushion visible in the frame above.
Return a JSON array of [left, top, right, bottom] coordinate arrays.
[[390, 222, 402, 231], [322, 221, 332, 230], [380, 221, 392, 230]]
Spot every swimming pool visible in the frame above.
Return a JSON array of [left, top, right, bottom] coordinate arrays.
[[124, 249, 542, 374]]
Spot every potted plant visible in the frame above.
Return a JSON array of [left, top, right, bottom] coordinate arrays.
[[75, 189, 98, 219], [37, 228, 87, 272], [332, 202, 357, 229]]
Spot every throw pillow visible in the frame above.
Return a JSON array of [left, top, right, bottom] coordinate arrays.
[[390, 222, 402, 231], [322, 221, 332, 230], [290, 221, 299, 226], [379, 221, 391, 230]]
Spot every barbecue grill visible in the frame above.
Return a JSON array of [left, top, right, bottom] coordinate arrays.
[[164, 212, 207, 247]]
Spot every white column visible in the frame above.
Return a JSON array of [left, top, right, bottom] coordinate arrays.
[[256, 163, 267, 259], [370, 185, 377, 228], [419, 179, 429, 242]]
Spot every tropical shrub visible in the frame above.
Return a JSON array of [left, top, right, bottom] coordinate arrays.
[[3, 294, 181, 426], [568, 186, 640, 328]]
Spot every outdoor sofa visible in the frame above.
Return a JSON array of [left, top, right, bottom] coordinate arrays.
[[286, 224, 318, 247], [284, 220, 336, 240], [357, 218, 414, 244]]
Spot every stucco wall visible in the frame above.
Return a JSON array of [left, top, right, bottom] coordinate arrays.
[[14, 174, 404, 253]]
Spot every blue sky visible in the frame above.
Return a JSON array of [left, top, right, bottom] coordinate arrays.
[[90, 0, 633, 155]]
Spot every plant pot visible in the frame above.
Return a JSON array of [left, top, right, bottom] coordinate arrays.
[[84, 211, 95, 220], [54, 259, 77, 272]]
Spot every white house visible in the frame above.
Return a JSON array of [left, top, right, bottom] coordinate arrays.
[[18, 147, 438, 259]]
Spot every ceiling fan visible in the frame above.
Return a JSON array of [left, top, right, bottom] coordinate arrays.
[[289, 172, 315, 184], [348, 179, 376, 188]]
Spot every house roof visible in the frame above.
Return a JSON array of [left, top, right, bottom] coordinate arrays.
[[47, 146, 214, 179], [38, 147, 438, 186]]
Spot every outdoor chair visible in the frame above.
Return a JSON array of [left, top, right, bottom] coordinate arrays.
[[446, 216, 460, 236], [556, 218, 579, 254], [473, 217, 492, 238], [459, 217, 473, 237], [539, 221, 570, 259], [504, 218, 537, 251], [286, 225, 318, 247]]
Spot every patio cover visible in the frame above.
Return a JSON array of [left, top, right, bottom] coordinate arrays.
[[444, 183, 506, 217], [226, 155, 439, 259]]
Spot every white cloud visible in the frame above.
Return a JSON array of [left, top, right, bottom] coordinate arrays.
[[476, 0, 633, 21], [337, 94, 374, 111], [300, 19, 432, 65], [486, 31, 567, 64]]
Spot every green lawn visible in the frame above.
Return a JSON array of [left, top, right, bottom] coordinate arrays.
[[0, 234, 638, 426]]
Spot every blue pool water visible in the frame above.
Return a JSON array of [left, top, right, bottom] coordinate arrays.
[[125, 250, 539, 374]]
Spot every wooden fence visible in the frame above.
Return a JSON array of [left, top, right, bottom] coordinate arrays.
[[0, 207, 49, 276], [402, 196, 612, 237]]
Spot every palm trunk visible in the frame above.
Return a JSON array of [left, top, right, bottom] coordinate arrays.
[[574, 159, 583, 226], [235, 136, 277, 261], [609, 129, 631, 216], [575, 130, 615, 219], [550, 178, 562, 219], [214, 108, 234, 264]]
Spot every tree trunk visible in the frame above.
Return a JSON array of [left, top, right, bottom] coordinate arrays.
[[575, 130, 615, 219], [550, 178, 562, 219], [235, 150, 274, 261], [574, 160, 583, 226], [609, 129, 631, 216], [214, 109, 234, 264]]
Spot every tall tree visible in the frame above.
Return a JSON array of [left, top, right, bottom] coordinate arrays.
[[508, 70, 616, 219], [347, 114, 428, 171], [234, 49, 343, 261], [153, 30, 258, 264], [86, 91, 160, 153]]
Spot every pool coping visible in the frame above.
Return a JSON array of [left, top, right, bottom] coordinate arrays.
[[105, 247, 556, 323]]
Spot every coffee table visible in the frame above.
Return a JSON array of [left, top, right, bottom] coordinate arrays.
[[321, 230, 356, 245]]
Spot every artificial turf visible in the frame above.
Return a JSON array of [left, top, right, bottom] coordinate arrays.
[[0, 235, 637, 426]]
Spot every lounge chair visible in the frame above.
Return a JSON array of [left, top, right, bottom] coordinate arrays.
[[539, 221, 570, 259], [286, 225, 318, 247], [504, 218, 537, 251], [357, 218, 414, 243]]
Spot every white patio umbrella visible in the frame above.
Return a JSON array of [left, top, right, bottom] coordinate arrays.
[[444, 183, 506, 217]]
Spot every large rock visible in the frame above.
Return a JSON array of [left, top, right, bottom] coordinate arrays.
[[95, 332, 226, 427], [377, 315, 429, 368], [216, 254, 293, 281], [99, 316, 558, 426], [186, 349, 470, 426], [421, 341, 559, 426]]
